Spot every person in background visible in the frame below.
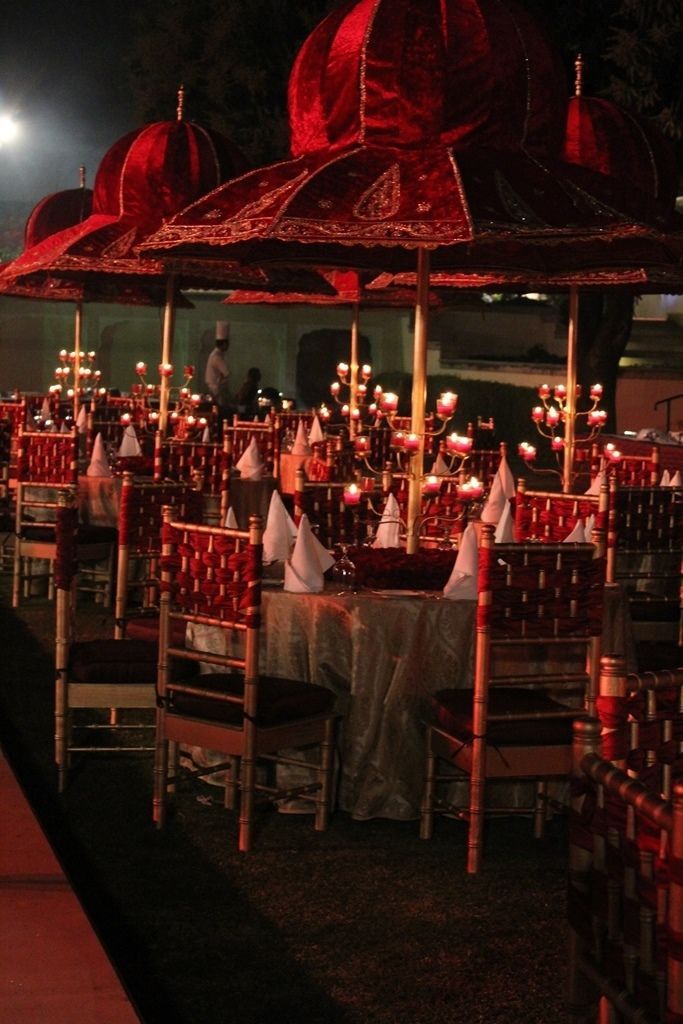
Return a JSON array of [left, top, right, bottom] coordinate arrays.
[[204, 320, 231, 415], [235, 367, 262, 420]]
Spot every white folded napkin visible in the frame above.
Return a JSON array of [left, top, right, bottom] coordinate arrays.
[[41, 397, 51, 420], [263, 489, 298, 563], [584, 514, 595, 540], [308, 415, 324, 445], [660, 469, 671, 486], [498, 455, 516, 499], [60, 421, 70, 434], [201, 424, 211, 443], [670, 470, 681, 487], [585, 471, 606, 496], [372, 493, 402, 548], [76, 405, 88, 434], [494, 499, 514, 542], [291, 420, 311, 456], [432, 452, 452, 476], [118, 424, 142, 458], [563, 520, 586, 543], [235, 436, 264, 480], [480, 473, 506, 524], [224, 506, 239, 529], [87, 433, 112, 478], [284, 513, 335, 593], [443, 523, 479, 600]]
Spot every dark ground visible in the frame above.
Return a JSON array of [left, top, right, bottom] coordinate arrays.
[[0, 588, 570, 1024]]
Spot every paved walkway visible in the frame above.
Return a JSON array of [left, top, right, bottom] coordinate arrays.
[[0, 747, 141, 1023]]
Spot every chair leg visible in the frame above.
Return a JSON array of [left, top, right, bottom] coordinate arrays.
[[420, 732, 436, 840], [534, 781, 548, 839], [11, 546, 20, 608], [223, 756, 240, 810], [55, 671, 68, 793], [467, 736, 486, 875], [153, 709, 169, 828], [315, 718, 335, 832], [239, 749, 256, 853]]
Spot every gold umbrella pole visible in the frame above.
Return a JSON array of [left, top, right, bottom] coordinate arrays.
[[159, 275, 177, 436], [406, 247, 430, 554], [349, 301, 360, 440], [563, 286, 579, 492], [73, 299, 83, 423]]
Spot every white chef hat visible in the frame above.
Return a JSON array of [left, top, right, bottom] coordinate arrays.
[[215, 320, 230, 340]]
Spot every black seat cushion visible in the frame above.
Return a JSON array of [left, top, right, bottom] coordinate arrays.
[[170, 672, 336, 727], [126, 615, 187, 646], [21, 524, 117, 545], [635, 641, 683, 673], [432, 687, 574, 746], [69, 638, 198, 685]]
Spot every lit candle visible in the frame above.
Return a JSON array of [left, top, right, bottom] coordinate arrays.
[[354, 434, 370, 453], [446, 433, 472, 454], [436, 391, 458, 417], [136, 361, 147, 376], [336, 362, 349, 378], [318, 404, 330, 421], [538, 383, 551, 399], [184, 364, 194, 379], [422, 474, 441, 495], [198, 417, 208, 428], [357, 383, 367, 399], [159, 362, 174, 378], [350, 407, 361, 422], [373, 384, 383, 399], [330, 381, 341, 397], [343, 483, 361, 506], [391, 431, 406, 449], [59, 349, 68, 362], [191, 394, 201, 406], [546, 406, 560, 427], [361, 363, 372, 379], [403, 433, 421, 452], [518, 442, 536, 462], [457, 477, 484, 500], [531, 406, 545, 423], [551, 435, 564, 451], [148, 411, 159, 423], [380, 392, 398, 413], [87, 351, 96, 361], [120, 413, 132, 426], [589, 383, 603, 400], [341, 403, 350, 418], [554, 384, 567, 400]]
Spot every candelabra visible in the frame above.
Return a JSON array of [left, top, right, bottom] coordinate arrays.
[[326, 360, 381, 436], [50, 348, 102, 414], [131, 362, 209, 439], [518, 382, 607, 490]]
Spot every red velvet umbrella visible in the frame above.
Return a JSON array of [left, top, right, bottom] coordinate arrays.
[[141, 0, 683, 533]]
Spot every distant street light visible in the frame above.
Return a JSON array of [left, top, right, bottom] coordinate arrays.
[[0, 115, 19, 145]]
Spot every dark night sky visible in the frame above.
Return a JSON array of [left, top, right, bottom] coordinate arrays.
[[0, 0, 139, 203]]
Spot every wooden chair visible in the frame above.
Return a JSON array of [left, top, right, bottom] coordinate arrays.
[[569, 704, 683, 1022], [514, 478, 610, 543], [12, 427, 116, 607], [606, 485, 683, 663], [113, 471, 204, 644], [293, 466, 375, 547], [420, 523, 604, 873], [224, 419, 279, 478], [153, 433, 230, 524], [53, 492, 199, 790], [153, 511, 337, 852]]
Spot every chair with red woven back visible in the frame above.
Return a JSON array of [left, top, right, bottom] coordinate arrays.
[[420, 522, 604, 873], [12, 425, 116, 607], [225, 418, 278, 478], [53, 490, 200, 790], [606, 482, 683, 671], [114, 470, 204, 647], [293, 466, 375, 548], [153, 510, 338, 852], [514, 477, 611, 543], [153, 432, 231, 524], [568, 652, 683, 1023]]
